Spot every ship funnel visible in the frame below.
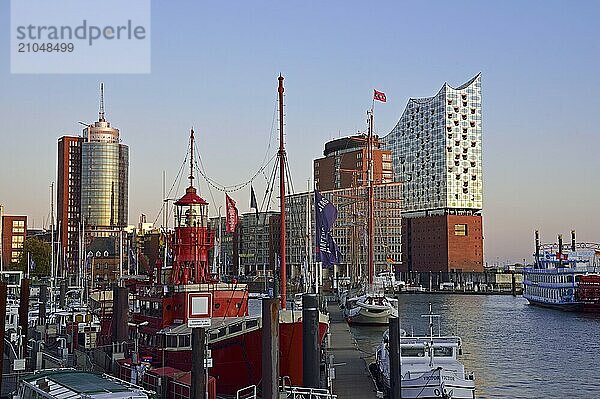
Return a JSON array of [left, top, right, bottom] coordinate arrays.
[[558, 234, 563, 267], [535, 230, 540, 268], [571, 230, 576, 252]]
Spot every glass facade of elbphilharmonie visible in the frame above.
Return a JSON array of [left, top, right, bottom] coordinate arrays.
[[382, 74, 482, 215]]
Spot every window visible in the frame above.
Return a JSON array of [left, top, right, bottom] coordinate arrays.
[[12, 220, 25, 233], [455, 224, 468, 236], [12, 236, 24, 248]]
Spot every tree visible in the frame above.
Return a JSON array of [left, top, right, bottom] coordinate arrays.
[[16, 237, 51, 276]]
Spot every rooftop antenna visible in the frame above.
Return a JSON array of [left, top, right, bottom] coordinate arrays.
[[99, 82, 105, 122]]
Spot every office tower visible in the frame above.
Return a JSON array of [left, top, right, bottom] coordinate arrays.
[[57, 135, 84, 274], [81, 84, 129, 229], [314, 135, 393, 191], [57, 84, 129, 278]]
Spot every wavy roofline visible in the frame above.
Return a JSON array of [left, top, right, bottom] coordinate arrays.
[[383, 73, 481, 139], [407, 72, 481, 105]]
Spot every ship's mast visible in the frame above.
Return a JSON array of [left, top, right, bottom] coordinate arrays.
[[189, 128, 195, 187], [278, 75, 287, 309], [367, 110, 374, 285]]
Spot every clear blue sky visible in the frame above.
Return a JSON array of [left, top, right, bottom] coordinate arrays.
[[1, 1, 599, 265]]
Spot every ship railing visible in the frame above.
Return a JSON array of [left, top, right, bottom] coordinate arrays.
[[280, 377, 336, 399], [280, 386, 337, 399], [236, 384, 257, 399]]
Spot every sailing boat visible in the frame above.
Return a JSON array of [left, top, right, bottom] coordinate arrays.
[[343, 103, 398, 326]]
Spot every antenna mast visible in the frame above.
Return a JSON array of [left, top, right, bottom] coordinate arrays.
[[99, 83, 105, 122]]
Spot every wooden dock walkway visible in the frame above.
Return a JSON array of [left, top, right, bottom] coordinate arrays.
[[327, 302, 378, 399]]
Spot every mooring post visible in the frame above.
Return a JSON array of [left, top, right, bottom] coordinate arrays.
[[19, 278, 30, 361], [389, 316, 401, 399], [191, 327, 206, 399], [0, 281, 7, 394], [302, 293, 320, 388], [262, 298, 280, 399]]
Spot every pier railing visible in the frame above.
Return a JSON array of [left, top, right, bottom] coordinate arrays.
[[281, 386, 337, 399]]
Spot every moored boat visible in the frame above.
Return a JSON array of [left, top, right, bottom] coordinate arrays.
[[523, 231, 600, 312], [344, 290, 398, 326], [371, 304, 475, 399]]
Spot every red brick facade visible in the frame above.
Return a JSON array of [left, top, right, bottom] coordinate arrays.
[[1, 215, 27, 267], [401, 214, 483, 272], [57, 136, 83, 275], [314, 145, 392, 191]]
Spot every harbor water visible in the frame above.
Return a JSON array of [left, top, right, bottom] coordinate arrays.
[[351, 294, 600, 399]]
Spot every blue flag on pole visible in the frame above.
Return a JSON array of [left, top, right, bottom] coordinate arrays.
[[314, 190, 341, 267]]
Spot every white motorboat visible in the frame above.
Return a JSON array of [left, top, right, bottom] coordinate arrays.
[[344, 290, 398, 326], [372, 304, 475, 398]]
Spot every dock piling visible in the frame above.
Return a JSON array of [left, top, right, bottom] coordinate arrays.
[[302, 293, 320, 389], [262, 298, 279, 399], [191, 327, 206, 399], [389, 317, 401, 399]]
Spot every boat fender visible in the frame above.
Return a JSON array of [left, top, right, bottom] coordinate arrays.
[[434, 388, 441, 397]]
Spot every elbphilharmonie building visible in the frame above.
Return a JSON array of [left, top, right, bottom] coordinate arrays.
[[383, 74, 484, 272]]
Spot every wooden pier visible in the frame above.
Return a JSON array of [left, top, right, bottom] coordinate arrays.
[[327, 302, 378, 399]]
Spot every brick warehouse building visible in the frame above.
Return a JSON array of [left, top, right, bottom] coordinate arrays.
[[383, 74, 484, 272]]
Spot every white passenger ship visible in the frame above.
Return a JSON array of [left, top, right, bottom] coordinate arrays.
[[523, 231, 599, 312]]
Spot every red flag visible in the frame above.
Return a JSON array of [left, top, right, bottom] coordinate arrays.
[[225, 194, 238, 233], [374, 89, 387, 103]]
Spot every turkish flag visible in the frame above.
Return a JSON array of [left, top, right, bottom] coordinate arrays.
[[374, 89, 387, 103]]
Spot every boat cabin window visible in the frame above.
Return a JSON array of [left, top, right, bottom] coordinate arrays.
[[164, 333, 191, 349], [433, 346, 454, 357], [401, 347, 425, 357], [166, 335, 178, 348]]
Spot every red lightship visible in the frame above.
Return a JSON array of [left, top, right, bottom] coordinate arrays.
[[121, 103, 328, 395]]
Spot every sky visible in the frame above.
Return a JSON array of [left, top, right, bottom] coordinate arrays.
[[1, 1, 599, 265]]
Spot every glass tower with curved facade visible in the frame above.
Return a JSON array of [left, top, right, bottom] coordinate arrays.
[[383, 75, 484, 272], [81, 90, 129, 229]]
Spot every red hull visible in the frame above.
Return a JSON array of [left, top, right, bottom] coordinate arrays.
[[582, 303, 600, 313], [140, 319, 328, 395]]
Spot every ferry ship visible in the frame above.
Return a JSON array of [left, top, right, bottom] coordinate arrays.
[[522, 231, 600, 312]]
